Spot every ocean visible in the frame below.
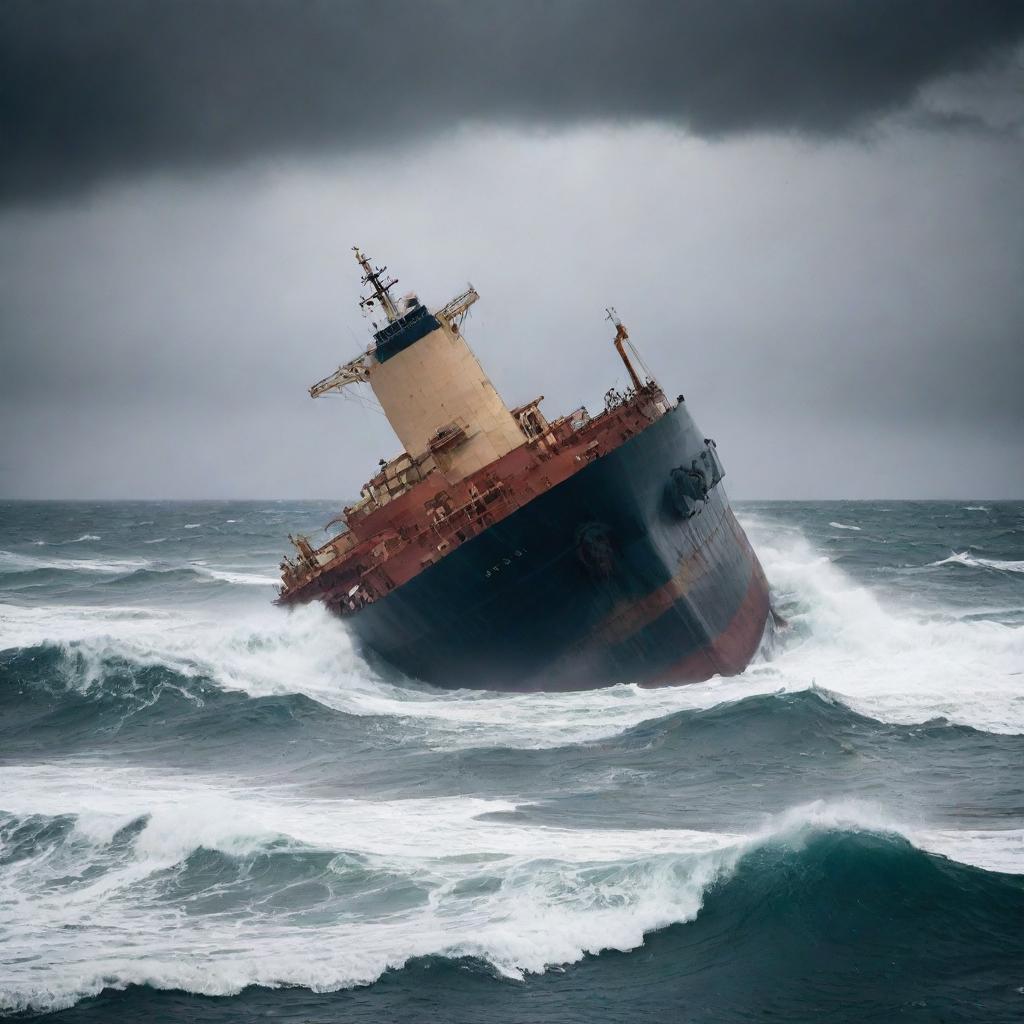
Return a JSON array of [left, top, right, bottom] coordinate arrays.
[[1, 499, 1022, 1022]]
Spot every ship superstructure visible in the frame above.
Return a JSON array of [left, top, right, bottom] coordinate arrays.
[[278, 249, 770, 691]]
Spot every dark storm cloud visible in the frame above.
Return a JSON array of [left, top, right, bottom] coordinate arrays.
[[2, 0, 1023, 202]]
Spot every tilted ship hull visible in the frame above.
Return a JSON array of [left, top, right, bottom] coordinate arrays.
[[278, 248, 770, 691], [350, 403, 768, 690]]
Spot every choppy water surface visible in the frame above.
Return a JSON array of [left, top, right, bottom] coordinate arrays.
[[1, 500, 1022, 1022]]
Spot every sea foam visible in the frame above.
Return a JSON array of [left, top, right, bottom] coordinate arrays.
[[3, 518, 1023, 746], [0, 760, 1015, 1015]]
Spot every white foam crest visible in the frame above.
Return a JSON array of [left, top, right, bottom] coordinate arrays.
[[914, 826, 1024, 875], [930, 551, 1024, 574], [741, 523, 1024, 735], [0, 603, 188, 654], [964, 505, 990, 512], [194, 566, 279, 586], [0, 760, 735, 1011], [6, 513, 1024, 745], [745, 797, 1023, 875], [0, 550, 150, 575], [34, 534, 104, 545], [183, 523, 202, 529], [828, 521, 861, 531], [0, 598, 761, 749], [1, 766, 1015, 1014], [0, 602, 395, 719]]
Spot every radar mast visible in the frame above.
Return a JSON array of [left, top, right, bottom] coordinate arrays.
[[353, 246, 400, 323]]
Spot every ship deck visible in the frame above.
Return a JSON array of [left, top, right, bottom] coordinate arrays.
[[277, 385, 672, 613]]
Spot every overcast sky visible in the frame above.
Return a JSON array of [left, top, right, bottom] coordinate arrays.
[[1, 1, 1022, 499]]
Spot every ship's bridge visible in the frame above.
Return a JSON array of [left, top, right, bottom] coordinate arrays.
[[309, 249, 525, 484], [372, 294, 439, 362]]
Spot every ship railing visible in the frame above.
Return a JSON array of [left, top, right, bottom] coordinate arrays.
[[431, 482, 514, 544]]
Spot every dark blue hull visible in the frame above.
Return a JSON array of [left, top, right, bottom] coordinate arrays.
[[349, 403, 770, 691]]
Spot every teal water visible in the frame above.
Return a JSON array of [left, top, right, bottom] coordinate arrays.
[[1, 500, 1022, 1022]]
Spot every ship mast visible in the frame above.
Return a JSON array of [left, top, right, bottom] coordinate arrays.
[[606, 307, 644, 393], [354, 246, 400, 323]]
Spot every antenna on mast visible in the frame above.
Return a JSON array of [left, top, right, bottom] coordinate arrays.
[[353, 246, 400, 323]]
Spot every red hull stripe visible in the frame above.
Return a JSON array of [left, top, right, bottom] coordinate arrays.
[[643, 556, 771, 687], [581, 508, 769, 684], [585, 505, 736, 650]]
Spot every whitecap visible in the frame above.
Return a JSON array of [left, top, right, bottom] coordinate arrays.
[[931, 551, 1024, 574], [0, 766, 1016, 1016], [0, 602, 184, 653], [0, 550, 150, 576], [6, 514, 1024, 747], [734, 516, 1024, 737], [828, 521, 861, 531], [183, 523, 202, 529], [196, 566, 279, 587], [7, 517, 1024, 746], [30, 534, 102, 547]]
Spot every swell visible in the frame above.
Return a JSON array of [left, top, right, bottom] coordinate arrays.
[[3, 503, 1023, 1023], [458, 689, 1024, 832], [0, 644, 368, 763], [4, 512, 1024, 754], [3, 823, 1022, 1019], [0, 553, 276, 589], [0, 551, 149, 576], [94, 566, 278, 588], [3, 644, 1022, 830]]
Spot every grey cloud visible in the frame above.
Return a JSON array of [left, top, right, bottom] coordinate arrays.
[[2, 0, 1024, 202], [1, 124, 1021, 500]]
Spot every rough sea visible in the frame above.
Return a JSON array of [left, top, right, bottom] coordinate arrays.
[[1, 500, 1022, 1023]]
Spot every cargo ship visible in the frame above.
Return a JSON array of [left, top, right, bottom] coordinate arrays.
[[277, 248, 771, 691]]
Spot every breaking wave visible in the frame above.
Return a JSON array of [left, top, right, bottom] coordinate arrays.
[[3, 501, 1022, 1019], [930, 550, 1024, 574], [3, 523, 1023, 750], [0, 775, 1020, 1016]]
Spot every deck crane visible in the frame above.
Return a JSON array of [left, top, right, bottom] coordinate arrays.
[[309, 354, 371, 399]]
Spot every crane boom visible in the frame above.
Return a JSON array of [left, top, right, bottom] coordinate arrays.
[[437, 286, 479, 330], [309, 354, 371, 399]]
